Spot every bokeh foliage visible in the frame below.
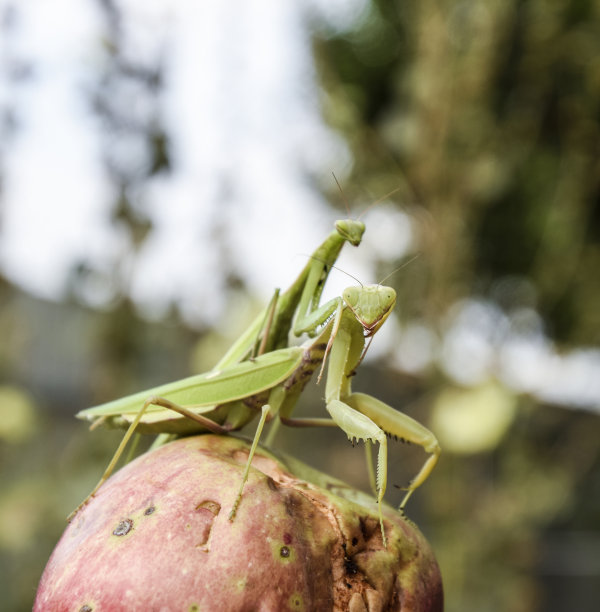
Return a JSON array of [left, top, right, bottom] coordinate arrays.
[[313, 0, 599, 344], [309, 1, 600, 610]]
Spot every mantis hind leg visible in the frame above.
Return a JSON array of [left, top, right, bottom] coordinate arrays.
[[228, 385, 286, 521], [346, 392, 441, 511], [228, 404, 271, 521]]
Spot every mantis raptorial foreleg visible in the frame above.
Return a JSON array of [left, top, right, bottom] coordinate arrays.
[[346, 392, 441, 509]]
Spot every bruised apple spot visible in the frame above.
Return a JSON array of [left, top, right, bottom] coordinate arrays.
[[283, 493, 301, 518], [271, 539, 295, 563], [112, 519, 133, 537], [193, 500, 220, 549], [289, 593, 304, 610], [231, 449, 249, 465], [195, 525, 211, 548], [79, 606, 93, 612], [283, 532, 292, 545], [143, 506, 155, 516], [196, 500, 220, 515]]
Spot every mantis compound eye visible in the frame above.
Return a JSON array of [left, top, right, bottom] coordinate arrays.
[[343, 286, 360, 307]]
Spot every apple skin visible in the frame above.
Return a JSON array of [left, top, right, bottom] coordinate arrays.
[[35, 435, 442, 611]]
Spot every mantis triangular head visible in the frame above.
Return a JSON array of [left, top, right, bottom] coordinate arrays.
[[333, 219, 366, 247], [342, 285, 397, 337]]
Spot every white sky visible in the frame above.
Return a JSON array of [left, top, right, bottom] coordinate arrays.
[[0, 0, 378, 323], [0, 0, 599, 413]]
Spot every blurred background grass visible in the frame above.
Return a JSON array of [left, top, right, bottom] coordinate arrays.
[[1, 1, 599, 610]]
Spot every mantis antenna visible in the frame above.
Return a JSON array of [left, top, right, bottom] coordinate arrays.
[[331, 171, 404, 221]]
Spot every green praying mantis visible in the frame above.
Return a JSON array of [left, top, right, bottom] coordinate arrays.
[[69, 217, 365, 511], [71, 215, 441, 546]]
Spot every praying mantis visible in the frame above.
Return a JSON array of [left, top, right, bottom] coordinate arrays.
[[72, 216, 441, 546], [69, 217, 365, 511]]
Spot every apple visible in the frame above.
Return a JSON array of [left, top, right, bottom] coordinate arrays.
[[35, 434, 442, 611]]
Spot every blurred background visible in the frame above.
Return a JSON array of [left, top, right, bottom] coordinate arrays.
[[1, 1, 599, 610]]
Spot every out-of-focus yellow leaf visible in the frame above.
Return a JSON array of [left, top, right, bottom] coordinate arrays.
[[431, 382, 517, 454], [0, 480, 46, 552], [0, 385, 37, 442]]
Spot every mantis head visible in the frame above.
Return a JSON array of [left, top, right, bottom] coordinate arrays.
[[343, 285, 397, 337], [334, 219, 366, 247]]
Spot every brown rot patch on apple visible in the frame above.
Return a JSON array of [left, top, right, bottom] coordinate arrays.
[[280, 545, 290, 558], [344, 556, 359, 576], [143, 505, 155, 516], [79, 605, 93, 612], [112, 519, 133, 537], [283, 492, 302, 518]]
